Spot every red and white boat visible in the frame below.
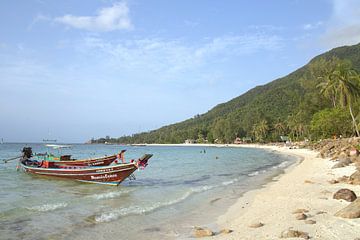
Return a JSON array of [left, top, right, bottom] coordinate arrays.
[[19, 148, 153, 186]]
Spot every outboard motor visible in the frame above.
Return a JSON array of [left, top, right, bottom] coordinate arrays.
[[22, 147, 33, 159]]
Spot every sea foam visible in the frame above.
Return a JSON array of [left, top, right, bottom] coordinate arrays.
[[26, 202, 68, 212], [95, 185, 217, 223]]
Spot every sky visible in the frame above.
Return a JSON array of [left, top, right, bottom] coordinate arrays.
[[1, 0, 360, 143]]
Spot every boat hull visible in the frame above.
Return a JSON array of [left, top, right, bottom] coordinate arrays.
[[20, 163, 138, 185]]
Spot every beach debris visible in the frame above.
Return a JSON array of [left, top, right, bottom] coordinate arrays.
[[218, 228, 233, 234], [350, 148, 359, 156], [193, 227, 214, 238], [316, 211, 327, 215], [295, 213, 308, 220], [335, 198, 360, 219], [292, 208, 309, 214], [248, 222, 264, 228], [209, 198, 221, 204], [320, 190, 332, 195], [328, 179, 339, 184], [305, 219, 316, 224], [349, 171, 360, 185], [337, 175, 350, 183], [304, 179, 315, 184], [280, 229, 309, 239], [333, 189, 357, 202]]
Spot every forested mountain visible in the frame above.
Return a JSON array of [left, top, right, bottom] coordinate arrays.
[[93, 43, 360, 144]]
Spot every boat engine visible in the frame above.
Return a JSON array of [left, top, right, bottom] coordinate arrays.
[[22, 147, 33, 159]]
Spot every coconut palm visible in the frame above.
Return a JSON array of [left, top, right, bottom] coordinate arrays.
[[317, 59, 360, 136], [274, 121, 286, 137], [313, 57, 339, 107], [330, 61, 360, 136], [252, 120, 269, 142]]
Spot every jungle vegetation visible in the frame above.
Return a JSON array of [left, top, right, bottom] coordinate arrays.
[[93, 43, 360, 144]]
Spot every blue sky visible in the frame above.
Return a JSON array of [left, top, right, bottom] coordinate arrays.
[[1, 0, 360, 143]]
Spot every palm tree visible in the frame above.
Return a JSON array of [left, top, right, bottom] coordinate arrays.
[[313, 57, 339, 108], [252, 120, 269, 142], [317, 59, 360, 136], [274, 121, 286, 137]]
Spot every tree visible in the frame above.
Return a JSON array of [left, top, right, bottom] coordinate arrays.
[[274, 121, 287, 137], [310, 108, 352, 139], [252, 120, 269, 142], [311, 57, 339, 107], [331, 61, 360, 136], [316, 58, 360, 136]]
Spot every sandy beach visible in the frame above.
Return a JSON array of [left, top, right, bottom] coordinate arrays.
[[211, 144, 360, 239], [137, 143, 360, 239]]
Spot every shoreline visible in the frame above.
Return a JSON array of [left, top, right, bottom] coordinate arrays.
[[134, 143, 360, 239], [212, 144, 360, 239]]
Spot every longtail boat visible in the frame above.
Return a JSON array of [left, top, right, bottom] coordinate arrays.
[[30, 148, 126, 167], [19, 148, 153, 186]]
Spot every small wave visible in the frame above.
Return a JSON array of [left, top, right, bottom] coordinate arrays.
[[26, 202, 68, 212], [248, 171, 259, 177], [248, 169, 267, 177], [95, 185, 216, 222], [90, 189, 134, 200], [190, 185, 215, 193], [222, 178, 239, 186], [272, 161, 289, 169]]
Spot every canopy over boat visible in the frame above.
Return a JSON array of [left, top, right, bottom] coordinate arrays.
[[19, 147, 153, 186]]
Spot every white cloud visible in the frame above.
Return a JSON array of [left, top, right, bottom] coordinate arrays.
[[303, 21, 323, 30], [55, 2, 132, 32], [321, 0, 360, 47], [79, 33, 282, 77]]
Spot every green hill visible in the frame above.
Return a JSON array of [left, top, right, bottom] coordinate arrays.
[[94, 43, 360, 144]]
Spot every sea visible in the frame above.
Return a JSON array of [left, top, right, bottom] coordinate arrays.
[[0, 143, 299, 240]]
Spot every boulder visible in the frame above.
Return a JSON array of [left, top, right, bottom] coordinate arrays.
[[349, 171, 360, 185], [350, 155, 360, 163], [338, 151, 348, 159], [332, 158, 352, 169], [335, 198, 360, 218], [193, 227, 214, 238], [356, 162, 360, 170], [280, 229, 309, 239], [296, 213, 307, 220], [333, 189, 357, 202]]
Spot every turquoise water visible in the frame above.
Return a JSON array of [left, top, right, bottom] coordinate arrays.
[[0, 143, 297, 239]]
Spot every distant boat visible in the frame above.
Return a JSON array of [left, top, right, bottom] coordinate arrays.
[[43, 139, 57, 143], [45, 144, 71, 149]]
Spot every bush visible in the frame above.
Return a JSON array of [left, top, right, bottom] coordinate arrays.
[[310, 108, 352, 139]]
